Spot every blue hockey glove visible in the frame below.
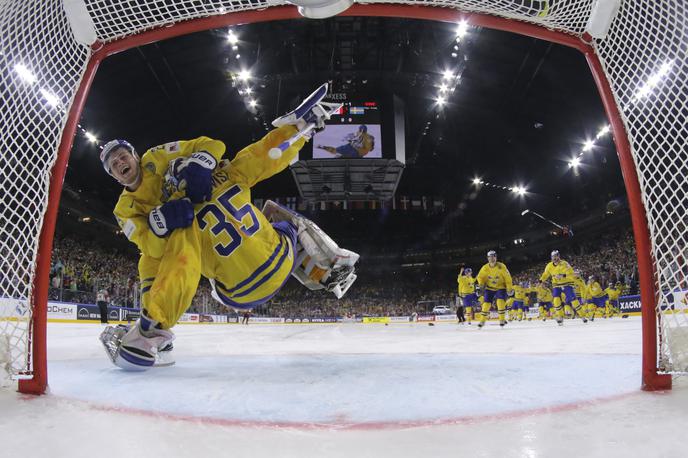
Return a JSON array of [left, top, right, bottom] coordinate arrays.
[[178, 151, 217, 203], [148, 199, 194, 237]]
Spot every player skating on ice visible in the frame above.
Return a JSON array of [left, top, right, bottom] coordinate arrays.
[[99, 83, 359, 370], [457, 266, 477, 325], [605, 282, 622, 318], [536, 281, 553, 321], [586, 275, 608, 321], [539, 250, 588, 326], [476, 250, 513, 328]]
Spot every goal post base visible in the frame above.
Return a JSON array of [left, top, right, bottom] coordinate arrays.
[[641, 373, 672, 392]]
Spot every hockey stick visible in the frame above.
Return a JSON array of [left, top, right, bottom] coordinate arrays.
[[521, 209, 566, 230], [268, 123, 318, 160]]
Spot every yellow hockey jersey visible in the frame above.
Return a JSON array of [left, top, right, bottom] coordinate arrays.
[[513, 285, 527, 300], [605, 286, 621, 301], [540, 260, 575, 286], [113, 126, 305, 327], [588, 281, 605, 298], [573, 277, 587, 299], [537, 285, 553, 302], [458, 275, 476, 295], [476, 262, 513, 291]]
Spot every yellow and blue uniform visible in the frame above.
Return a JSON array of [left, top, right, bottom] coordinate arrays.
[[537, 285, 553, 320], [605, 285, 621, 317], [540, 260, 587, 321], [476, 262, 513, 324], [587, 280, 608, 319], [512, 284, 527, 320], [458, 273, 477, 322], [114, 126, 305, 328], [574, 276, 587, 303]]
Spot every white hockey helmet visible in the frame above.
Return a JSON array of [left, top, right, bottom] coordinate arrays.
[[551, 250, 560, 259], [100, 139, 138, 174], [487, 250, 497, 258]]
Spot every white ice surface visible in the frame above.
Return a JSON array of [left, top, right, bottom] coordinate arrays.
[[1, 317, 686, 457]]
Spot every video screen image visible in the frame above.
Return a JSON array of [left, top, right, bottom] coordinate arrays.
[[313, 124, 382, 159]]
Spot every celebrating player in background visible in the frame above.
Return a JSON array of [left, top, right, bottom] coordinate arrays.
[[605, 282, 622, 318], [99, 83, 359, 370], [457, 266, 477, 325], [587, 275, 607, 321], [317, 124, 376, 158], [512, 281, 528, 321], [476, 251, 513, 328], [539, 250, 588, 326], [536, 281, 553, 321]]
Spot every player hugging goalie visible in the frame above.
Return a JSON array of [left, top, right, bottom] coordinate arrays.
[[99, 83, 358, 370]]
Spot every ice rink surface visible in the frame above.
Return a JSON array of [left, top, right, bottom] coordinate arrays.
[[1, 316, 686, 457]]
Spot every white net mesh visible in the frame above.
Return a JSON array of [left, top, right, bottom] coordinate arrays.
[[593, 0, 688, 373], [0, 0, 90, 382], [0, 0, 686, 386]]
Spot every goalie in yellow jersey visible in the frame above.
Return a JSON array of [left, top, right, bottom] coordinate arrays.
[[99, 83, 359, 370], [539, 250, 588, 326], [476, 250, 513, 328]]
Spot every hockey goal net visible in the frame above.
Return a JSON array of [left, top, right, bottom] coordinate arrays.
[[0, 0, 685, 393]]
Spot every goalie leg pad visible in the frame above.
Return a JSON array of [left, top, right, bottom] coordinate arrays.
[[262, 200, 359, 298], [100, 322, 175, 371]]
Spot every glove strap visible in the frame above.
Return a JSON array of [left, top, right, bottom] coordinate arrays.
[[148, 206, 169, 237]]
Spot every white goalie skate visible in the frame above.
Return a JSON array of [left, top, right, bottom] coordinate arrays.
[[100, 323, 175, 371], [262, 200, 359, 299], [272, 82, 342, 135]]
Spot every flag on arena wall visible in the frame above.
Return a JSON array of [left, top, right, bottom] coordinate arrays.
[[422, 196, 428, 211], [400, 196, 410, 210], [411, 198, 422, 209], [298, 199, 308, 211], [286, 197, 297, 210], [253, 198, 264, 209]]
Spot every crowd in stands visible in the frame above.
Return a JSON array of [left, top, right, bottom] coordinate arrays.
[[47, 226, 639, 318], [511, 228, 639, 295]]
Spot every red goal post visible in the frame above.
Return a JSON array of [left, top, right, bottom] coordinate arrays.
[[1, 0, 683, 394]]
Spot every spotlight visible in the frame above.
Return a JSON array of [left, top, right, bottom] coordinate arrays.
[[456, 20, 469, 38], [227, 31, 238, 45], [582, 139, 595, 151], [569, 157, 581, 168], [238, 69, 251, 81], [442, 70, 454, 80]]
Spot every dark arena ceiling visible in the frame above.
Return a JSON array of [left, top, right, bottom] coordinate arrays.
[[64, 15, 626, 252]]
